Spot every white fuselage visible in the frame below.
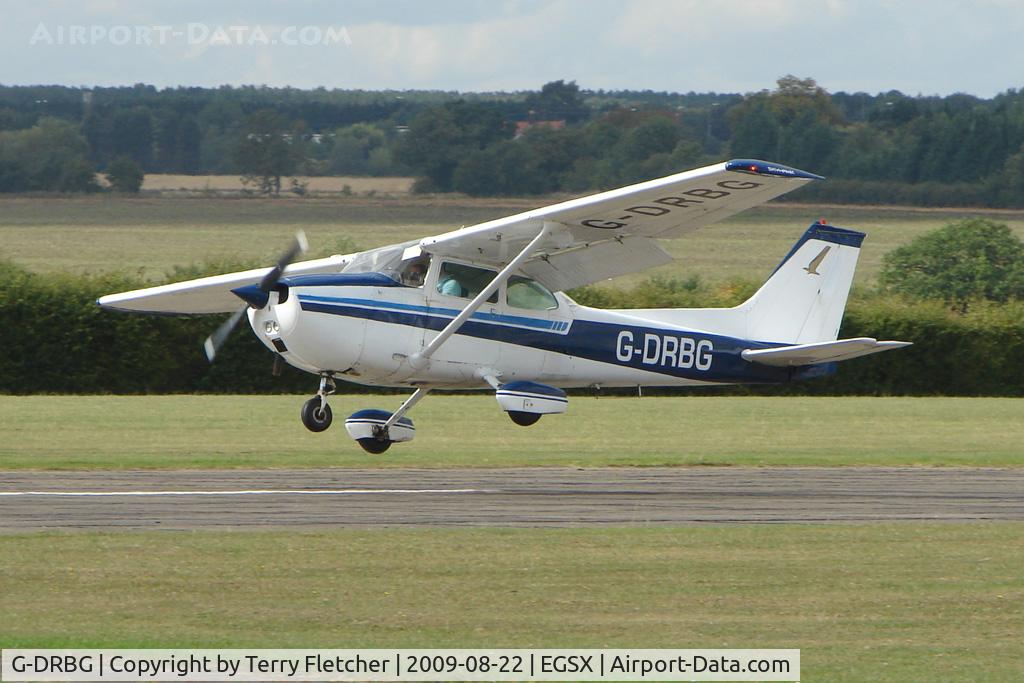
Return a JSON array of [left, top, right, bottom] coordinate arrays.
[[248, 278, 787, 390]]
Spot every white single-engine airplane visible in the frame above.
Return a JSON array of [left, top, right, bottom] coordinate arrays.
[[99, 160, 910, 453]]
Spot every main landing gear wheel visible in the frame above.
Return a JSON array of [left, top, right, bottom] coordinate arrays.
[[345, 408, 415, 454], [301, 397, 333, 432], [508, 411, 542, 427], [356, 437, 391, 454]]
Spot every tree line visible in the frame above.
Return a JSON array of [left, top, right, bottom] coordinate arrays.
[[3, 78, 1024, 205]]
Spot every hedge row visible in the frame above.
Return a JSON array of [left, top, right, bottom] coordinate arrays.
[[1, 264, 1021, 396], [0, 262, 320, 395], [787, 297, 1023, 396]]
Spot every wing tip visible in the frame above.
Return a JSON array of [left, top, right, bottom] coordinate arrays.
[[726, 159, 825, 181], [95, 295, 127, 312]]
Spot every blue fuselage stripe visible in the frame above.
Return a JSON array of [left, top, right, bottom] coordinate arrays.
[[296, 294, 813, 384]]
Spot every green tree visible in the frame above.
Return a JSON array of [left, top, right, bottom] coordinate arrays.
[[778, 109, 839, 171], [523, 80, 589, 123], [728, 97, 779, 160], [831, 124, 900, 180], [54, 158, 99, 192], [175, 115, 202, 173], [880, 219, 1024, 306], [453, 141, 540, 196], [199, 97, 246, 173], [729, 76, 843, 167], [105, 155, 144, 193], [770, 75, 844, 126], [109, 106, 154, 168], [995, 144, 1024, 206], [0, 117, 98, 192], [515, 126, 582, 193], [560, 119, 624, 190], [613, 116, 682, 183], [232, 110, 296, 194], [152, 109, 180, 172], [328, 123, 386, 175], [396, 101, 509, 192]]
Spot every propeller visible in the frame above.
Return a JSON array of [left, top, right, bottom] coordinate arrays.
[[203, 231, 308, 362]]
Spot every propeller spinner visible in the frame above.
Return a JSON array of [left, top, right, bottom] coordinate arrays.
[[203, 231, 308, 362]]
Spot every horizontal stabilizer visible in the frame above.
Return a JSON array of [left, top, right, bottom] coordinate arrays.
[[741, 337, 912, 367]]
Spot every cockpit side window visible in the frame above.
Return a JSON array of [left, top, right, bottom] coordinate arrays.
[[506, 275, 558, 310], [436, 262, 498, 303]]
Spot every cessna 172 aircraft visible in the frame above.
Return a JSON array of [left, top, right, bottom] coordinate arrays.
[[99, 160, 910, 453]]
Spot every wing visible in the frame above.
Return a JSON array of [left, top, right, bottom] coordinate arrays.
[[99, 160, 819, 314], [421, 159, 823, 291], [97, 255, 350, 314]]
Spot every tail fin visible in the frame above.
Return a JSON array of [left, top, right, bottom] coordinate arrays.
[[738, 222, 864, 344]]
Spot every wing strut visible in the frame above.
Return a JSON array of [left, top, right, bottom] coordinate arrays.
[[408, 222, 555, 369], [379, 386, 432, 434], [381, 224, 552, 437]]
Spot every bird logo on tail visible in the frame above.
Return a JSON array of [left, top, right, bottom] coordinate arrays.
[[804, 246, 831, 275]]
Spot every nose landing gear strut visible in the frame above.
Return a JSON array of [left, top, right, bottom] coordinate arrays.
[[300, 373, 335, 432]]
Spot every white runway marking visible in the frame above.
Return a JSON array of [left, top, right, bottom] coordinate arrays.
[[0, 488, 486, 497]]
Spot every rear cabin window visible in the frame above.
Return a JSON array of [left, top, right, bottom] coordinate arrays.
[[436, 262, 498, 303], [507, 276, 558, 310]]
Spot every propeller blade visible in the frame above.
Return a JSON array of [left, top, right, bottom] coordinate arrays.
[[203, 306, 247, 363], [206, 231, 308, 363], [259, 230, 309, 292]]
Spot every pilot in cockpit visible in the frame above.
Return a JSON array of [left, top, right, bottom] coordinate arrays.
[[400, 258, 429, 287]]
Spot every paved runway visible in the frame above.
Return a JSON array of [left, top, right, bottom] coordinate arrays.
[[1, 467, 1022, 531]]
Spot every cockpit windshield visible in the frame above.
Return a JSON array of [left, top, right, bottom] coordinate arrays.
[[340, 240, 417, 282]]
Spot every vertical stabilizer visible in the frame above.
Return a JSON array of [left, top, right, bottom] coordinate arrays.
[[739, 223, 864, 344]]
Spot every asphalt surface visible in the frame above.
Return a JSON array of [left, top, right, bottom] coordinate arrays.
[[2, 467, 1022, 531]]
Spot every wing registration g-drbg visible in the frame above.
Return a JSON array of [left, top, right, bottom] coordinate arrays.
[[99, 160, 910, 454]]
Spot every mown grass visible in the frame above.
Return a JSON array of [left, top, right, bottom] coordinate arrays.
[[2, 194, 1023, 284], [0, 395, 1020, 470], [0, 195, 528, 277], [140, 174, 415, 194], [1, 524, 1021, 681]]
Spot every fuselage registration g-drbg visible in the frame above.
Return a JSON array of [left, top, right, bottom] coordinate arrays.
[[99, 160, 910, 453]]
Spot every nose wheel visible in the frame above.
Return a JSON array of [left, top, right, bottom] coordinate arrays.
[[301, 374, 335, 433], [301, 397, 333, 432]]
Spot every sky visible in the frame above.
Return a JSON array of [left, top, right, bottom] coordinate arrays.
[[1, 0, 1022, 97]]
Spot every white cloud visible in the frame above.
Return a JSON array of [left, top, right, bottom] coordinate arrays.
[[1, 0, 1023, 96], [344, 2, 580, 90]]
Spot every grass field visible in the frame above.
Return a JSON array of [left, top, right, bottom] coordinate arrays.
[[0, 395, 1020, 469], [4, 188, 1022, 682], [1, 524, 1021, 681], [2, 193, 1023, 285]]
